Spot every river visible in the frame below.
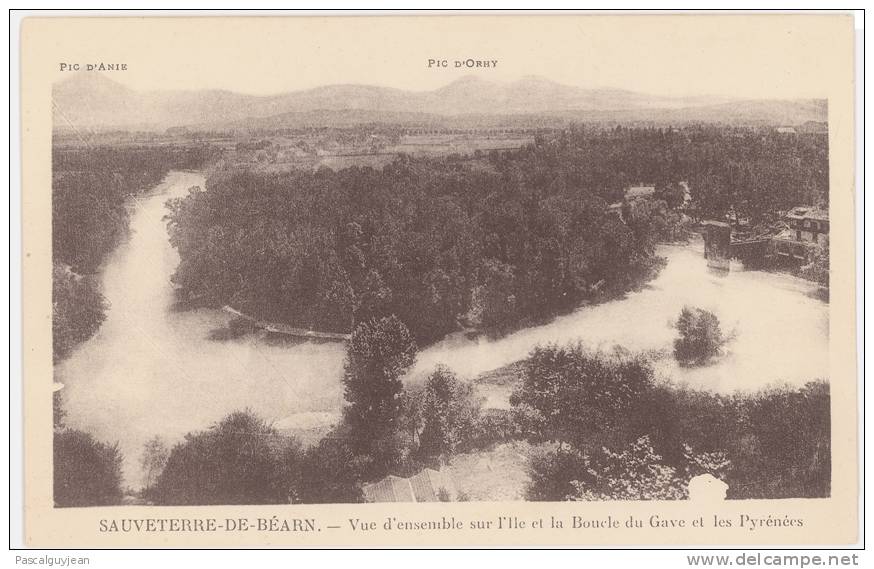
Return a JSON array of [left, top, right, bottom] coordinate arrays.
[[55, 171, 829, 486]]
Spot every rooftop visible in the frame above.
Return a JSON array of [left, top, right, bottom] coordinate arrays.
[[362, 475, 415, 503], [362, 468, 457, 503], [786, 206, 828, 222], [625, 185, 656, 200]]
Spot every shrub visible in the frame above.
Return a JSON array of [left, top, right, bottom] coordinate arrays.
[[467, 408, 519, 449], [529, 436, 730, 502], [568, 436, 688, 501], [802, 242, 829, 289]]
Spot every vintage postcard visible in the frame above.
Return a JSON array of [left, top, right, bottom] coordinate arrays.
[[18, 12, 858, 547]]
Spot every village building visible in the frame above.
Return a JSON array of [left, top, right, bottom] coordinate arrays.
[[772, 206, 829, 262], [625, 184, 656, 201], [606, 182, 692, 227], [785, 206, 829, 245], [607, 184, 658, 223], [626, 185, 659, 220], [702, 217, 774, 271]]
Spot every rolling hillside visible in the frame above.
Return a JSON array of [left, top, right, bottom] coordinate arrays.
[[52, 72, 827, 131]]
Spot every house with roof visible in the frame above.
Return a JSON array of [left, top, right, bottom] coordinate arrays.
[[362, 468, 458, 503], [625, 184, 656, 201], [608, 182, 693, 224], [606, 184, 658, 223], [772, 206, 829, 262], [784, 206, 829, 245]]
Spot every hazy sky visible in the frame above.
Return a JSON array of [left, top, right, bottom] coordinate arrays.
[[38, 14, 852, 99]]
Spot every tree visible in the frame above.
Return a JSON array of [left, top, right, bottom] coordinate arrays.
[[655, 182, 687, 210], [149, 410, 301, 505], [523, 368, 828, 502], [297, 437, 366, 504], [54, 429, 123, 507], [53, 145, 218, 275], [469, 259, 517, 329], [417, 365, 482, 457], [673, 306, 727, 366], [342, 315, 418, 475], [52, 263, 107, 362], [510, 345, 654, 447], [139, 436, 169, 489]]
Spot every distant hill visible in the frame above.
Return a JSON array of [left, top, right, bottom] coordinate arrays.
[[52, 73, 827, 131]]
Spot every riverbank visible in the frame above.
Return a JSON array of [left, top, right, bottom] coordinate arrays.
[[57, 171, 346, 487], [413, 242, 828, 395], [55, 172, 829, 489]]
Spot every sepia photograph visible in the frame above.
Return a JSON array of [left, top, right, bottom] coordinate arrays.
[[16, 11, 860, 548]]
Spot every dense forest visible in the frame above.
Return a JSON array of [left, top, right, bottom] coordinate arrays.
[[53, 145, 219, 273], [167, 162, 664, 343], [52, 145, 219, 361], [51, 126, 832, 507], [523, 126, 829, 220], [165, 126, 828, 344]]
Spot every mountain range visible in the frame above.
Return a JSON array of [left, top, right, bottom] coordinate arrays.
[[52, 73, 827, 131]]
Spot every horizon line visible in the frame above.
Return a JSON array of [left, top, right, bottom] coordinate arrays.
[[53, 71, 805, 103]]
